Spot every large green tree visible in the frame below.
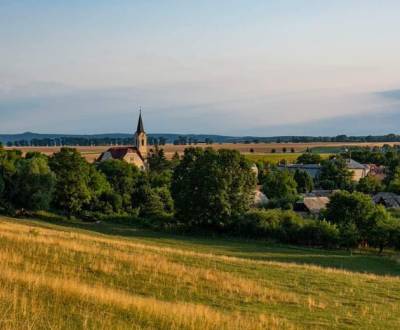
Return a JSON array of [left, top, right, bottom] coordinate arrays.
[[0, 150, 23, 211], [387, 166, 400, 194], [318, 158, 353, 190], [294, 169, 314, 193], [171, 148, 256, 229], [49, 148, 92, 216], [97, 159, 140, 212], [13, 156, 55, 211], [325, 191, 390, 247], [296, 153, 322, 164], [262, 169, 298, 208], [357, 175, 382, 195]]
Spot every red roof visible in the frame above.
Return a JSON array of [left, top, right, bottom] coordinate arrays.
[[99, 147, 144, 161]]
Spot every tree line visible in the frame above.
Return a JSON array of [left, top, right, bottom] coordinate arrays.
[[5, 133, 400, 147], [0, 145, 399, 253]]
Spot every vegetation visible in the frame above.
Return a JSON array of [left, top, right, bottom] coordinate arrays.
[[325, 191, 400, 251], [0, 216, 399, 329], [172, 148, 256, 229], [262, 169, 299, 209], [318, 157, 353, 190], [1, 143, 400, 328], [293, 169, 314, 193], [1, 147, 400, 254], [245, 153, 302, 164], [296, 152, 322, 164]]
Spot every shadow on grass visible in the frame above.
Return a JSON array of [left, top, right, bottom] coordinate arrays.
[[21, 213, 400, 277]]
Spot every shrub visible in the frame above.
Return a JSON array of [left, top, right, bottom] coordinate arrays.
[[298, 220, 339, 248]]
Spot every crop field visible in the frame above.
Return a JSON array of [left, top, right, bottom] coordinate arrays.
[[244, 153, 332, 164], [0, 216, 399, 329], [5, 141, 400, 163]]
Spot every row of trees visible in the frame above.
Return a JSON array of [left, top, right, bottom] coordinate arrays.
[[6, 137, 168, 147], [0, 147, 256, 226], [1, 145, 399, 252]]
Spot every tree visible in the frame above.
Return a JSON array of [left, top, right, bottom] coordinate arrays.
[[171, 148, 256, 229], [97, 159, 140, 212], [170, 152, 180, 169], [357, 175, 382, 195], [296, 153, 322, 164], [49, 148, 92, 217], [325, 191, 389, 246], [368, 212, 400, 253], [262, 169, 298, 209], [133, 184, 173, 218], [387, 166, 400, 194], [13, 156, 55, 211], [294, 170, 314, 193], [318, 158, 353, 190], [0, 149, 23, 211], [148, 147, 170, 173]]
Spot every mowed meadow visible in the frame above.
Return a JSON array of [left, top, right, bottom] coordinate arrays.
[[0, 216, 399, 329]]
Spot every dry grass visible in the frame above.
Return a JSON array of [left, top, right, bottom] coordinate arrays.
[[7, 141, 400, 162], [0, 217, 399, 329]]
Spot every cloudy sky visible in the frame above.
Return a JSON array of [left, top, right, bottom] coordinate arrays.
[[1, 0, 400, 136]]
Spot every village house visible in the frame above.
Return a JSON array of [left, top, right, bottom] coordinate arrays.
[[345, 159, 369, 181], [373, 192, 400, 209], [294, 196, 330, 216], [277, 163, 321, 179], [98, 112, 148, 170], [278, 158, 369, 182]]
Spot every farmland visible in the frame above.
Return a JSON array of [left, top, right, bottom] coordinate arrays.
[[5, 141, 400, 163], [0, 216, 399, 329]]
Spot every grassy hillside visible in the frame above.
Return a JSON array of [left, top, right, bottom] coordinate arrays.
[[0, 216, 399, 329]]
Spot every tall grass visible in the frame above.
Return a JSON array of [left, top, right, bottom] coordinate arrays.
[[0, 217, 399, 329]]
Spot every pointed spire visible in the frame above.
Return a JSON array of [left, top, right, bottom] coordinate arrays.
[[136, 108, 145, 133]]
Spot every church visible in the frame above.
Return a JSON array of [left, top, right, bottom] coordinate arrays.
[[98, 112, 148, 170]]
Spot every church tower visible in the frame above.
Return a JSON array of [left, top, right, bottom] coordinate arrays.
[[135, 110, 148, 158]]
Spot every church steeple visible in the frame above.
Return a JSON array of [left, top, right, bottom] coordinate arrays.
[[136, 109, 145, 133], [135, 109, 147, 158]]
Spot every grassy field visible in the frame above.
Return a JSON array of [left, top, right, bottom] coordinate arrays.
[[6, 141, 400, 162], [245, 153, 332, 164], [0, 216, 399, 329]]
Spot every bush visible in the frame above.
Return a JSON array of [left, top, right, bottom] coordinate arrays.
[[234, 209, 304, 243], [298, 220, 339, 248]]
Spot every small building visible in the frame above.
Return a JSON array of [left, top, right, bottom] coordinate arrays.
[[345, 159, 369, 182], [295, 196, 330, 216], [278, 159, 369, 182], [373, 192, 400, 209], [98, 112, 148, 170]]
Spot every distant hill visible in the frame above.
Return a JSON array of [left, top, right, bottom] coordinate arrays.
[[2, 132, 400, 145]]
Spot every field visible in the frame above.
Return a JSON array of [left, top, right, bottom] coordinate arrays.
[[6, 141, 400, 163], [0, 216, 399, 329]]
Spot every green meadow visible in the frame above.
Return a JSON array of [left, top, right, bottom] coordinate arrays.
[[0, 216, 399, 329], [245, 153, 331, 164]]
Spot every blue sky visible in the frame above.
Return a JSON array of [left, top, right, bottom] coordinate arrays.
[[1, 1, 400, 135]]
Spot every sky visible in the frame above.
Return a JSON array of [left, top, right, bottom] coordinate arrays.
[[1, 0, 400, 136]]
